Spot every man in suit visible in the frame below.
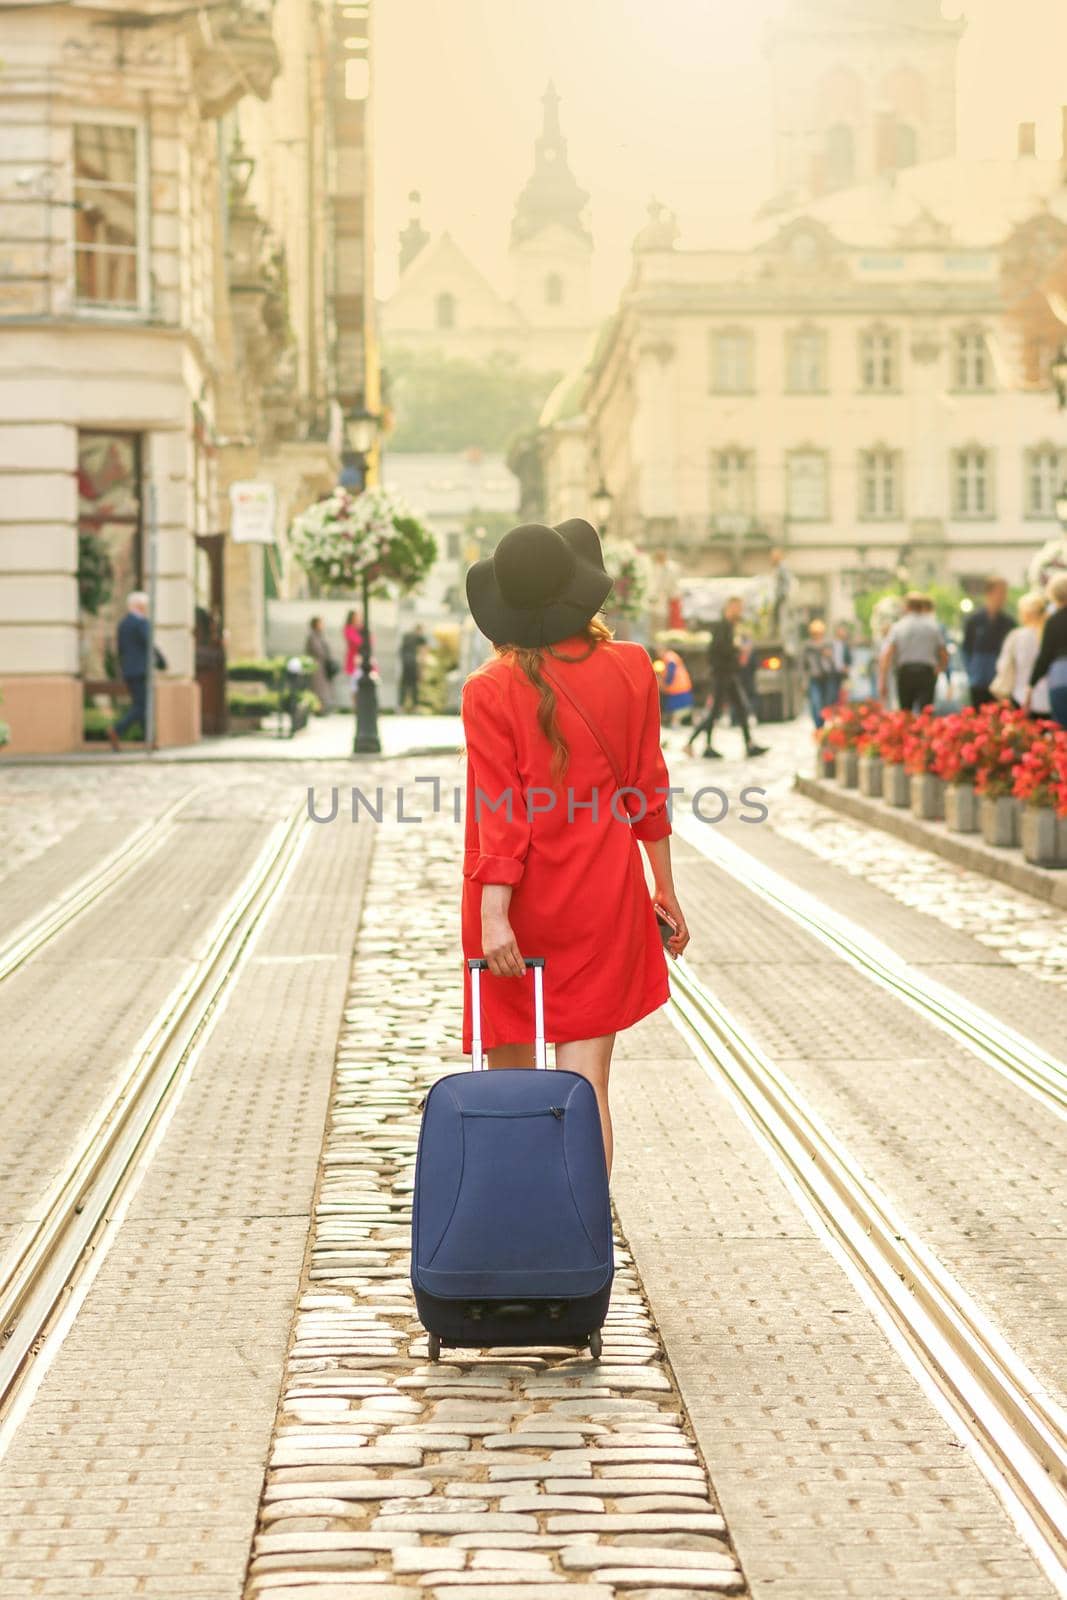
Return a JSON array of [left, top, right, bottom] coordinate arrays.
[[685, 596, 769, 760], [107, 591, 166, 750]]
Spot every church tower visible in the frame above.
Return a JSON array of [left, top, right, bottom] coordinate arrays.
[[509, 84, 592, 331], [766, 0, 965, 206]]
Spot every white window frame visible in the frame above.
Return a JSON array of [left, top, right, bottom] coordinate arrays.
[[785, 327, 828, 394], [859, 327, 898, 392], [711, 447, 755, 516], [953, 327, 993, 393], [786, 449, 830, 521], [952, 445, 995, 519], [1024, 444, 1064, 520], [709, 328, 754, 394], [70, 110, 150, 318], [858, 446, 902, 520]]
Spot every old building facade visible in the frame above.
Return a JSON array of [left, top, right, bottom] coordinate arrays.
[[0, 0, 377, 753], [547, 0, 1067, 619]]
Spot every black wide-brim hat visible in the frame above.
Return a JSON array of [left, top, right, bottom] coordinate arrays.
[[466, 518, 613, 648]]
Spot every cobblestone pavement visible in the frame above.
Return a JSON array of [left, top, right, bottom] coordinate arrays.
[[244, 815, 746, 1600]]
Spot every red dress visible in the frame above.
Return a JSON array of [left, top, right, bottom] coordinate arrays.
[[461, 637, 671, 1051]]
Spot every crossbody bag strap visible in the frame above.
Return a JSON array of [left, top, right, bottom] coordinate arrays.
[[540, 651, 627, 793]]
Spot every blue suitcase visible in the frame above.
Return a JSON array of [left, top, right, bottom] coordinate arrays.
[[411, 957, 613, 1361]]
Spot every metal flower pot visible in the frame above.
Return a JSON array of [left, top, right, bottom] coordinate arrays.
[[835, 749, 859, 788], [944, 782, 979, 834], [980, 794, 1019, 848], [884, 762, 911, 808], [910, 772, 944, 820], [1021, 806, 1067, 868], [858, 753, 883, 798]]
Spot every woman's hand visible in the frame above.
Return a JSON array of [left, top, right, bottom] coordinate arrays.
[[653, 886, 690, 960], [481, 884, 525, 977]]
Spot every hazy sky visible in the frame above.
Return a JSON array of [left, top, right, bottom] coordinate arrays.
[[373, 0, 1067, 310]]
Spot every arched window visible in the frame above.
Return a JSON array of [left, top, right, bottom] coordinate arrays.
[[824, 124, 856, 188], [435, 292, 456, 330], [545, 272, 564, 306], [895, 123, 918, 169]]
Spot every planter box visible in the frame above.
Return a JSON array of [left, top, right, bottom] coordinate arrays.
[[910, 772, 944, 820], [884, 762, 910, 808], [980, 794, 1020, 848], [816, 746, 836, 780], [1021, 806, 1067, 868], [858, 753, 883, 798], [834, 749, 859, 788], [944, 782, 979, 834]]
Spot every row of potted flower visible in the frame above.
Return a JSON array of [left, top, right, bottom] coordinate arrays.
[[815, 702, 1067, 868]]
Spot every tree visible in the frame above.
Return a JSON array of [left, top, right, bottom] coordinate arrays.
[[385, 348, 559, 453]]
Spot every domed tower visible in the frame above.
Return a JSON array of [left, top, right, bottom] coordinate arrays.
[[509, 84, 592, 331], [766, 0, 965, 205]]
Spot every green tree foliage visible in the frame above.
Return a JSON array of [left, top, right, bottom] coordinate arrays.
[[386, 348, 559, 453]]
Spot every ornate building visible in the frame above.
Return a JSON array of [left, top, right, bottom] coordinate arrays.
[[544, 1, 1067, 619], [382, 86, 594, 376], [0, 0, 378, 752]]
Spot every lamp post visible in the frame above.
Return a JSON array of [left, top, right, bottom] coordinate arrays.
[[1056, 484, 1067, 527], [343, 407, 382, 756], [591, 478, 612, 537]]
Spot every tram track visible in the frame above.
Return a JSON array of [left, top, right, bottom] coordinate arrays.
[[676, 817, 1067, 1122], [0, 789, 200, 986], [0, 805, 310, 1432], [668, 954, 1067, 1595]]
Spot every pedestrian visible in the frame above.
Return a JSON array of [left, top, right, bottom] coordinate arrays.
[[461, 517, 690, 1171], [304, 615, 336, 714], [801, 619, 837, 727], [651, 645, 693, 729], [831, 622, 853, 701], [991, 592, 1051, 714], [878, 593, 947, 711], [398, 623, 426, 711], [769, 545, 792, 629], [1024, 573, 1067, 728], [107, 591, 166, 751], [343, 609, 363, 704], [684, 596, 769, 760], [962, 577, 1015, 709]]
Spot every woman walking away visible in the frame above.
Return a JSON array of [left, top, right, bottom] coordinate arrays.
[[304, 615, 336, 714], [461, 518, 690, 1173], [1025, 573, 1067, 728], [992, 592, 1050, 715]]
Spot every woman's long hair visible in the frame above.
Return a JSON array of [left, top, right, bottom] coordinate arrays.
[[494, 616, 614, 782]]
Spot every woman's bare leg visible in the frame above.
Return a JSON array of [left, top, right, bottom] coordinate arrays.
[[486, 1044, 536, 1069], [555, 1034, 616, 1174]]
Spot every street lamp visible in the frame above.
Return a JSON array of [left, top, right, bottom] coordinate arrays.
[[592, 478, 612, 535], [1056, 483, 1067, 526], [344, 406, 383, 756], [1052, 345, 1067, 410]]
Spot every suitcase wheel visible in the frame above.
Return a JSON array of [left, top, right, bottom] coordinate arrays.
[[588, 1329, 603, 1361], [427, 1332, 442, 1363]]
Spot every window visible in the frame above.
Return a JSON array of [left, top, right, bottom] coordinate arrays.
[[952, 447, 994, 518], [435, 292, 456, 330], [709, 329, 754, 393], [953, 329, 992, 392], [859, 328, 898, 391], [711, 449, 755, 516], [1025, 446, 1063, 519], [895, 123, 918, 169], [859, 448, 902, 519], [77, 431, 143, 679], [73, 122, 144, 309], [786, 451, 829, 520], [786, 329, 827, 393], [825, 124, 856, 188], [545, 272, 563, 306]]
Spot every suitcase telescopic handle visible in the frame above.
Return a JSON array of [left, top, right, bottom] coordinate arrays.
[[467, 957, 547, 1072]]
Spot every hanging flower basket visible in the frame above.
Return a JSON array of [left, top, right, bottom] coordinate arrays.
[[290, 485, 436, 596], [603, 541, 652, 621]]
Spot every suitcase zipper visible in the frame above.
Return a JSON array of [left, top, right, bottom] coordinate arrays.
[[459, 1108, 565, 1120]]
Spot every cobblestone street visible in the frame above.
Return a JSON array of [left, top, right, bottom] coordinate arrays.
[[1, 732, 1065, 1599]]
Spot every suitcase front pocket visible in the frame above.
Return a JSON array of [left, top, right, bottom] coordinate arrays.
[[424, 1107, 601, 1276]]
